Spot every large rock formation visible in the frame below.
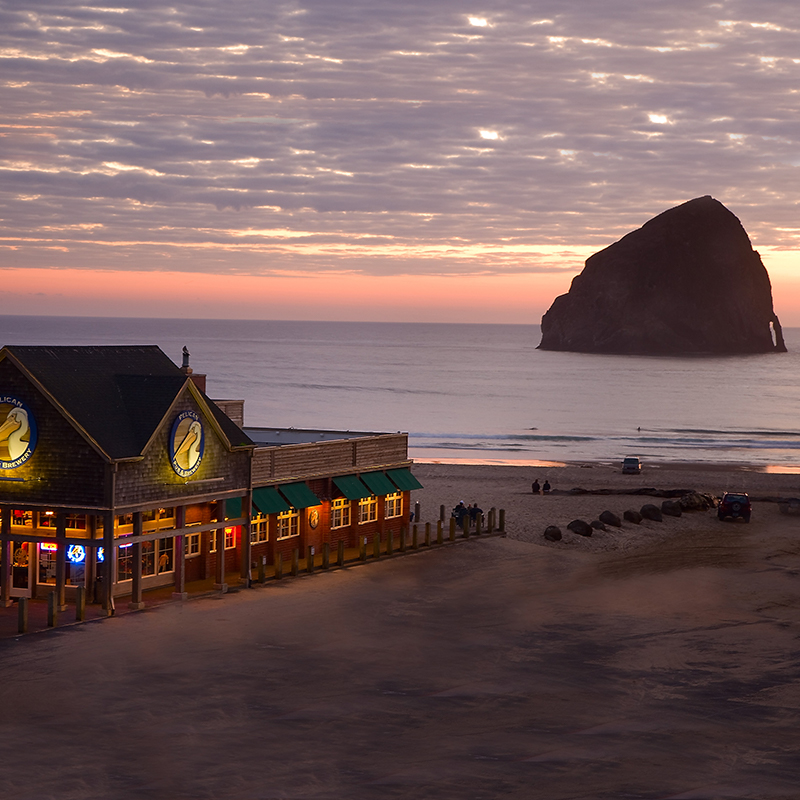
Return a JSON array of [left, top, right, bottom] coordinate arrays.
[[539, 196, 786, 355]]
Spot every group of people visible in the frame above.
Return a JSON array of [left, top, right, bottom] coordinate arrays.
[[451, 500, 483, 529], [531, 478, 551, 495]]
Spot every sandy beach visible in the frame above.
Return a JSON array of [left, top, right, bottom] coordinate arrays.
[[2, 460, 800, 799]]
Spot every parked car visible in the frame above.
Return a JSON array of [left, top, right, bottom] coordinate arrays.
[[718, 492, 751, 523], [622, 456, 642, 474]]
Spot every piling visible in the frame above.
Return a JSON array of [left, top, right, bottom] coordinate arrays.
[[275, 552, 283, 580], [439, 504, 445, 522], [17, 597, 28, 634], [75, 585, 85, 622], [400, 525, 407, 553], [425, 522, 431, 547], [337, 540, 345, 567], [437, 519, 443, 545], [499, 509, 506, 532], [291, 549, 299, 577], [307, 546, 315, 574], [475, 514, 482, 536], [47, 592, 57, 628], [373, 533, 380, 560], [412, 524, 419, 550], [360, 536, 367, 562], [449, 517, 456, 542], [322, 542, 330, 570]]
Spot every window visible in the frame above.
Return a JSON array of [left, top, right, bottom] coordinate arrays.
[[65, 514, 86, 530], [277, 508, 299, 539], [209, 530, 218, 553], [331, 498, 350, 529], [385, 492, 403, 519], [358, 496, 377, 524], [157, 538, 173, 574], [224, 527, 236, 550], [12, 510, 32, 527], [250, 514, 268, 544], [117, 538, 133, 581], [184, 529, 201, 557], [39, 511, 56, 527]]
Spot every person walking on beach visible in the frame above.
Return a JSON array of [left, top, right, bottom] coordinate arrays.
[[531, 479, 541, 494], [543, 479, 551, 494]]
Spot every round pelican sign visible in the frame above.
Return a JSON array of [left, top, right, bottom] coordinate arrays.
[[0, 396, 37, 469], [169, 411, 204, 477]]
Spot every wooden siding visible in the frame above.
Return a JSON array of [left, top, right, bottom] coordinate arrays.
[[251, 433, 409, 485], [212, 399, 245, 427]]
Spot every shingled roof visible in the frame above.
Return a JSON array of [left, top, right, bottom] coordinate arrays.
[[1, 345, 253, 460]]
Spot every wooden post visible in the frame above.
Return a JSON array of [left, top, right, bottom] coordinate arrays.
[[449, 517, 456, 542], [322, 542, 330, 570], [307, 546, 314, 574], [0, 507, 11, 608], [412, 524, 418, 550], [173, 505, 187, 600], [476, 514, 482, 536], [499, 509, 506, 532], [439, 505, 445, 522], [18, 596, 28, 634], [257, 556, 266, 584], [373, 533, 380, 560], [85, 515, 98, 604], [291, 548, 299, 577], [414, 502, 420, 523], [103, 511, 115, 617], [425, 522, 431, 547], [399, 526, 407, 553], [437, 520, 443, 545], [47, 591, 57, 627], [359, 536, 367, 562], [240, 492, 252, 588], [275, 552, 283, 580], [75, 585, 85, 622], [337, 540, 344, 567], [488, 508, 495, 534], [130, 512, 145, 610], [55, 513, 67, 611]]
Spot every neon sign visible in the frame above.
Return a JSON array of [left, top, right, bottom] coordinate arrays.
[[67, 545, 86, 564], [40, 542, 57, 552], [97, 547, 105, 563]]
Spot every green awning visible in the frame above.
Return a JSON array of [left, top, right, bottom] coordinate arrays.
[[360, 471, 397, 497], [252, 486, 290, 515], [387, 468, 424, 491], [225, 497, 242, 519], [332, 474, 372, 500], [278, 481, 321, 510]]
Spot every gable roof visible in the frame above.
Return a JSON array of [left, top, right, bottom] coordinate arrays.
[[1, 345, 253, 461]]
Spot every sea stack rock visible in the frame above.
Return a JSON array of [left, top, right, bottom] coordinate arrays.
[[539, 196, 786, 355]]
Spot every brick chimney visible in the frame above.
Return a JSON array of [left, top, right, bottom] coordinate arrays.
[[180, 346, 207, 393]]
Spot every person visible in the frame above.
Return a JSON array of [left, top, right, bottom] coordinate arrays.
[[543, 479, 551, 494], [452, 501, 467, 529], [531, 479, 540, 494], [469, 503, 482, 523]]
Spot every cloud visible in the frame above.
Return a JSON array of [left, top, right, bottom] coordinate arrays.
[[1, 0, 799, 282]]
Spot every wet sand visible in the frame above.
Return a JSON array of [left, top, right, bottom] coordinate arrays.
[[2, 462, 800, 799]]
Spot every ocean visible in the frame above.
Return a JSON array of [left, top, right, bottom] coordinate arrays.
[[1, 315, 799, 470]]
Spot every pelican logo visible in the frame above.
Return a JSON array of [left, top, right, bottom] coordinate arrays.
[[0, 397, 37, 469], [169, 410, 204, 477]]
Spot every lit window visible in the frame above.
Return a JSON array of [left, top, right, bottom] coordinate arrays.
[[331, 498, 350, 529], [157, 538, 173, 574], [184, 530, 201, 557], [117, 537, 133, 581], [358, 496, 377, 524], [385, 492, 403, 519], [12, 510, 32, 527], [277, 508, 299, 539], [65, 514, 86, 530], [250, 514, 268, 544], [224, 527, 236, 549], [209, 530, 218, 553], [39, 511, 56, 528]]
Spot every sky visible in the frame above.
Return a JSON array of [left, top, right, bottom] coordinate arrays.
[[2, 0, 800, 324]]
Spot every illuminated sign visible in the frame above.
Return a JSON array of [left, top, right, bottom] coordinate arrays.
[[40, 542, 57, 552], [0, 397, 37, 469], [67, 545, 86, 564], [97, 547, 105, 563], [169, 410, 204, 478]]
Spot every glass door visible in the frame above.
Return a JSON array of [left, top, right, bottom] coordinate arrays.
[[11, 540, 32, 598]]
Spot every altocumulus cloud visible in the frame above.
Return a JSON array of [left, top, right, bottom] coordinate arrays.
[[1, 0, 800, 277]]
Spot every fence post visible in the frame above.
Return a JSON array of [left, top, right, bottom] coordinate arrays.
[[400, 525, 407, 553], [307, 546, 315, 574], [322, 542, 330, 570], [499, 509, 506, 532], [488, 508, 495, 534], [18, 596, 28, 634], [425, 522, 431, 547], [258, 555, 266, 584], [449, 517, 456, 542], [75, 585, 86, 622], [414, 502, 420, 524], [439, 504, 445, 522], [412, 524, 419, 550], [337, 540, 345, 566], [47, 591, 57, 628], [373, 533, 380, 560], [475, 514, 482, 536], [291, 548, 299, 577], [360, 536, 367, 562], [275, 552, 283, 580], [437, 519, 443, 545]]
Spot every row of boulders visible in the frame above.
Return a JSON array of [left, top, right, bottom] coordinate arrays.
[[542, 492, 716, 541]]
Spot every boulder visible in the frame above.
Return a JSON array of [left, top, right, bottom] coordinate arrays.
[[623, 509, 643, 524], [599, 510, 622, 528], [543, 525, 562, 541], [567, 519, 593, 537], [679, 492, 713, 511], [590, 519, 607, 531], [538, 196, 786, 355], [661, 500, 683, 517], [640, 504, 663, 522]]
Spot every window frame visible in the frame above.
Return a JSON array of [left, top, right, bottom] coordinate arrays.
[[358, 495, 378, 525]]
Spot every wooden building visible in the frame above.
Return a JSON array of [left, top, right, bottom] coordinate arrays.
[[0, 345, 421, 611]]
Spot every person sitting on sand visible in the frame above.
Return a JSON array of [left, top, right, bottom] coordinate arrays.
[[543, 479, 551, 494], [452, 501, 468, 529], [531, 479, 541, 494]]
